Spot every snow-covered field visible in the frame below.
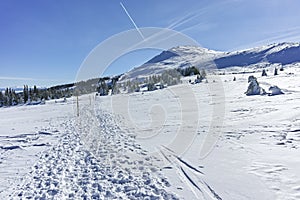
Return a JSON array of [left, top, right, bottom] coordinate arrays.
[[1, 65, 300, 199]]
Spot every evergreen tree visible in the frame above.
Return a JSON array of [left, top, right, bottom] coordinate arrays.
[[112, 83, 121, 94], [33, 85, 39, 101], [262, 69, 267, 76], [4, 88, 9, 106], [97, 80, 109, 95], [177, 66, 199, 76], [8, 88, 12, 106], [23, 85, 28, 103], [0, 91, 3, 107], [147, 82, 156, 91], [201, 69, 207, 79], [33, 85, 38, 94], [274, 68, 278, 76], [12, 89, 17, 105], [29, 88, 33, 102]]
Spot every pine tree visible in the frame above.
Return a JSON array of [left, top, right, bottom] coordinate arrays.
[[33, 85, 38, 94], [274, 68, 278, 76], [4, 88, 9, 106], [0, 91, 3, 107], [149, 76, 153, 84], [11, 89, 18, 105], [23, 85, 28, 103], [147, 82, 155, 91], [29, 88, 33, 102], [98, 80, 109, 95], [201, 69, 207, 79], [112, 83, 121, 94], [43, 90, 49, 100], [33, 85, 39, 101], [262, 69, 267, 76], [8, 88, 12, 106]]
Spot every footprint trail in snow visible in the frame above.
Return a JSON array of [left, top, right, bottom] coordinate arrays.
[[14, 108, 178, 199]]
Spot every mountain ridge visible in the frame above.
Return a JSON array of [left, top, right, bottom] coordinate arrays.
[[121, 42, 300, 80]]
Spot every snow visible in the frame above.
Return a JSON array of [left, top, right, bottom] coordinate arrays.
[[120, 45, 225, 81], [0, 99, 74, 197], [245, 76, 266, 96], [268, 86, 284, 96], [1, 64, 300, 199], [121, 42, 300, 81]]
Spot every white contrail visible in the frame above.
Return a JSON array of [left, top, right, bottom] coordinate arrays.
[[120, 2, 145, 39]]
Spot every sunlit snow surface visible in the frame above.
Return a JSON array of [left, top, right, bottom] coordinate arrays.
[[1, 64, 300, 199]]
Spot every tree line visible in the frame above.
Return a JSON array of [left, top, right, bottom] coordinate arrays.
[[96, 68, 191, 95], [0, 85, 73, 107], [0, 66, 207, 106]]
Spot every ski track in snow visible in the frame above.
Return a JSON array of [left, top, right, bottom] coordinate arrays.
[[11, 107, 178, 200], [159, 146, 222, 200]]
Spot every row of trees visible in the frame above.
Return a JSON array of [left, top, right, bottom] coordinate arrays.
[[177, 66, 200, 76], [126, 69, 182, 93], [1, 67, 207, 106], [262, 67, 283, 77], [0, 88, 19, 106], [0, 85, 73, 107], [97, 68, 184, 95]]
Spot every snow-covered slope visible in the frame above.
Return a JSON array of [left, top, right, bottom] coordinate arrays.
[[121, 46, 224, 80], [1, 64, 300, 199], [215, 42, 300, 68], [122, 42, 300, 80], [99, 65, 300, 199]]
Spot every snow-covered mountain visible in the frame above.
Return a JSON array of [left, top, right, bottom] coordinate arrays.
[[121, 42, 300, 80], [214, 42, 300, 68]]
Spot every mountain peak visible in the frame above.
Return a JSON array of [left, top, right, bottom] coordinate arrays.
[[168, 45, 224, 55], [122, 42, 300, 80]]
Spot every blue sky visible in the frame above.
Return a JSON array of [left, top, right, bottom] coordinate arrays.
[[1, 0, 300, 87]]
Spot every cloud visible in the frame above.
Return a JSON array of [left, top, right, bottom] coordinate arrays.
[[0, 76, 73, 88], [0, 76, 71, 82], [231, 27, 300, 51], [179, 22, 216, 34], [165, 0, 241, 35], [0, 76, 34, 81]]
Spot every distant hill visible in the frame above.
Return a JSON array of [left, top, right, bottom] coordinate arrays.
[[121, 42, 300, 80]]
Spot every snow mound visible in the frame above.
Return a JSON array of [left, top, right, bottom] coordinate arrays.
[[268, 86, 284, 96], [245, 76, 266, 96]]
